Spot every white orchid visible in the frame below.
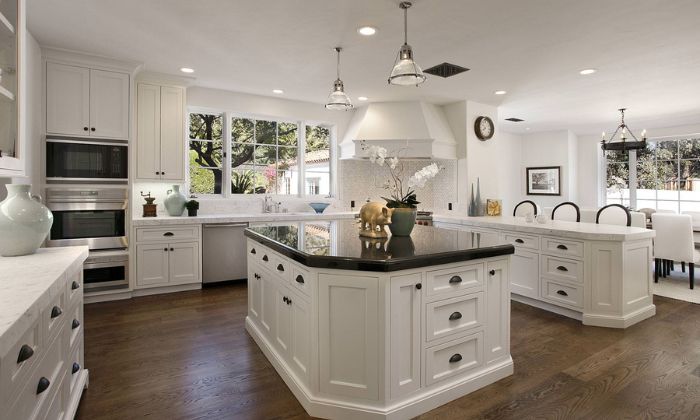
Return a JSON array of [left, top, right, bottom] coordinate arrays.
[[388, 157, 399, 169], [367, 145, 387, 166]]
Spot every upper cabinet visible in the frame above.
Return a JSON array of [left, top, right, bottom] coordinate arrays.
[[0, 0, 24, 176], [136, 82, 185, 181], [46, 62, 129, 140]]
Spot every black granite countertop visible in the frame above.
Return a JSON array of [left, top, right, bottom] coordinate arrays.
[[244, 220, 514, 272]]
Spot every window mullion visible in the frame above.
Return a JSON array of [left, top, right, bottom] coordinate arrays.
[[299, 122, 306, 197]]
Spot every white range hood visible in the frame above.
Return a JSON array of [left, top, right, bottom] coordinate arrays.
[[339, 101, 457, 160]]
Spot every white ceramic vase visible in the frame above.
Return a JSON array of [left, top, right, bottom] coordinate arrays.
[[0, 184, 54, 257], [164, 185, 187, 216]]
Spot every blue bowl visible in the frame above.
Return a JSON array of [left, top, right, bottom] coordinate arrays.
[[309, 202, 330, 214]]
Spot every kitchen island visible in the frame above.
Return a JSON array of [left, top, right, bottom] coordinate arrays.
[[244, 220, 515, 420]]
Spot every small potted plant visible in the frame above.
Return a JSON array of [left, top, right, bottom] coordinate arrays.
[[185, 200, 199, 217]]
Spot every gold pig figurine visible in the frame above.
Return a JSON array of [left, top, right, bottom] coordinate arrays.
[[359, 202, 393, 238]]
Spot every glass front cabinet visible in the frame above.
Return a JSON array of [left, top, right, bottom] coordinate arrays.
[[0, 0, 24, 176]]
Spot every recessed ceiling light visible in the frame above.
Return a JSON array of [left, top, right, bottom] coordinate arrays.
[[180, 67, 194, 73], [579, 68, 597, 75], [358, 96, 368, 101], [357, 26, 377, 36], [494, 90, 507, 95], [272, 89, 284, 94], [526, 127, 531, 130]]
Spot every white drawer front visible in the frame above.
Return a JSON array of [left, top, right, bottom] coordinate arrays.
[[541, 278, 583, 309], [0, 318, 42, 407], [270, 253, 292, 283], [136, 226, 199, 243], [541, 255, 583, 284], [43, 290, 66, 345], [291, 265, 313, 297], [68, 336, 84, 397], [67, 304, 83, 351], [66, 273, 83, 310], [504, 233, 539, 250], [426, 293, 484, 342], [426, 263, 483, 298], [542, 237, 584, 258], [425, 331, 483, 386]]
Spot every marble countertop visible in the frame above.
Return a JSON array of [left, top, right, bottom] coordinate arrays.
[[432, 214, 655, 241], [131, 211, 358, 226], [0, 246, 89, 356]]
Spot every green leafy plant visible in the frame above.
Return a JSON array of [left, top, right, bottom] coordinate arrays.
[[232, 171, 255, 194], [185, 200, 199, 211]]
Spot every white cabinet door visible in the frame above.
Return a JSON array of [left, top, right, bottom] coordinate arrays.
[[290, 294, 310, 384], [510, 250, 539, 299], [159, 86, 184, 181], [136, 83, 161, 179], [259, 273, 276, 337], [136, 244, 169, 286], [389, 272, 421, 398], [247, 264, 262, 322], [275, 286, 293, 356], [319, 274, 379, 400], [485, 259, 509, 364], [46, 63, 90, 136], [89, 69, 129, 139], [168, 242, 200, 285]]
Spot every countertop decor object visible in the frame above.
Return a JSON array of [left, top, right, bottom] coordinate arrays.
[[185, 199, 199, 217], [359, 202, 393, 238], [308, 202, 330, 214], [0, 184, 54, 256], [487, 199, 502, 216], [164, 185, 187, 216], [140, 191, 157, 217]]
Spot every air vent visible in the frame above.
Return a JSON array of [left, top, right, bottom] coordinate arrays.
[[505, 117, 524, 122], [424, 62, 469, 78]]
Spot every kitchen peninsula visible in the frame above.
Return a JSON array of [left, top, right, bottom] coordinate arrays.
[[244, 220, 515, 420]]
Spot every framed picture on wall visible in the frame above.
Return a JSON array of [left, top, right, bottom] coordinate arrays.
[[526, 166, 561, 196]]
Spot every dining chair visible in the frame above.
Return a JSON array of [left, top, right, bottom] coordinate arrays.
[[551, 202, 580, 222], [652, 213, 699, 289], [638, 207, 656, 223], [596, 204, 632, 227], [513, 200, 538, 217]]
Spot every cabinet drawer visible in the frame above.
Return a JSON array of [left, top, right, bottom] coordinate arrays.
[[136, 226, 199, 243], [426, 292, 484, 342], [68, 336, 83, 397], [542, 237, 584, 258], [426, 263, 483, 298], [504, 232, 539, 250], [0, 318, 42, 407], [42, 290, 67, 345], [66, 304, 83, 351], [425, 331, 483, 386], [270, 253, 292, 283], [541, 278, 583, 309], [541, 255, 583, 284], [257, 247, 274, 270], [66, 272, 83, 310], [39, 370, 67, 420], [291, 265, 313, 297]]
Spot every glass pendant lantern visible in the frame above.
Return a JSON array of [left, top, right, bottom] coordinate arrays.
[[388, 2, 426, 86], [325, 47, 353, 111]]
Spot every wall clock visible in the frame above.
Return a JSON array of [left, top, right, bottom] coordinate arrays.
[[474, 116, 494, 141]]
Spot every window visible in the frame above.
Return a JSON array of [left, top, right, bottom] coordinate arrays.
[[305, 125, 331, 196], [189, 113, 223, 195], [605, 136, 700, 212]]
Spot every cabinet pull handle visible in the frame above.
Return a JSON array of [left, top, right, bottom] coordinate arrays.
[[489, 269, 496, 276], [556, 265, 568, 272], [262, 255, 269, 262], [162, 171, 166, 175], [250, 248, 256, 254], [164, 248, 168, 252], [514, 239, 525, 244], [156, 171, 161, 175], [72, 319, 80, 330], [295, 275, 304, 284], [90, 127, 96, 132], [415, 283, 422, 290], [283, 296, 288, 303], [71, 281, 80, 290], [51, 306, 62, 319], [556, 290, 569, 297], [449, 311, 462, 321], [557, 244, 568, 250], [72, 362, 80, 375], [277, 264, 284, 272], [170, 247, 174, 251], [36, 377, 50, 394], [17, 344, 34, 364], [449, 354, 462, 363], [83, 126, 88, 131], [449, 276, 462, 284], [163, 232, 174, 237]]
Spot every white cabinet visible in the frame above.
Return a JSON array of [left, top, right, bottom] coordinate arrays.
[[135, 244, 169, 286], [247, 265, 262, 322], [46, 62, 129, 139], [510, 250, 539, 298], [274, 286, 293, 355], [134, 226, 201, 290], [289, 294, 310, 383], [485, 259, 509, 364], [389, 272, 421, 398], [169, 242, 199, 285], [136, 83, 185, 180]]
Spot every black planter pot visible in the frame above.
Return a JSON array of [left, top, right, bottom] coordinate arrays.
[[187, 208, 198, 217]]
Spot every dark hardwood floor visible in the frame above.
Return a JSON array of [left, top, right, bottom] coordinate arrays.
[[76, 283, 700, 420]]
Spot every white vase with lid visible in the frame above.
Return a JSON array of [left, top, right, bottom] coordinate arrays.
[[164, 185, 187, 216], [0, 184, 54, 257]]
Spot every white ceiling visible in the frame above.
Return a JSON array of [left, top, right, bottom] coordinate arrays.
[[28, 0, 700, 134]]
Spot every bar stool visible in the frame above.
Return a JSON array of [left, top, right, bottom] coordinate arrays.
[[551, 202, 580, 222], [513, 200, 538, 217], [596, 204, 631, 227]]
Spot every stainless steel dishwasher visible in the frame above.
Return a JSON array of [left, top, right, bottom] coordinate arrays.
[[202, 223, 249, 283]]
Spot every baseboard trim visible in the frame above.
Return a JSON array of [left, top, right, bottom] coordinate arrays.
[[132, 283, 202, 297], [510, 293, 583, 321], [582, 304, 656, 328]]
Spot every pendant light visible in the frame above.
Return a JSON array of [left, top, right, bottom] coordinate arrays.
[[388, 1, 426, 86], [325, 47, 353, 111], [600, 108, 648, 151]]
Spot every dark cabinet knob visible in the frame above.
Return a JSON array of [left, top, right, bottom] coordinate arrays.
[[36, 377, 50, 394], [164, 248, 168, 252], [449, 354, 463, 363], [156, 171, 160, 175], [250, 248, 256, 254], [277, 264, 284, 272], [415, 283, 422, 290], [514, 238, 525, 244], [556, 265, 569, 272], [17, 344, 34, 364], [162, 171, 165, 175], [72, 362, 80, 374], [163, 232, 174, 236], [262, 255, 269, 262], [90, 127, 96, 132], [72, 319, 80, 330], [449, 311, 462, 321], [71, 281, 80, 290], [449, 276, 462, 284], [170, 247, 174, 251], [557, 244, 568, 250], [489, 269, 496, 276], [83, 126, 88, 131], [283, 296, 288, 304], [287, 298, 292, 305], [51, 306, 62, 319], [556, 290, 569, 297], [295, 275, 304, 284]]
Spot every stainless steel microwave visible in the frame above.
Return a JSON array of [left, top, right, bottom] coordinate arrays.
[[46, 138, 128, 183]]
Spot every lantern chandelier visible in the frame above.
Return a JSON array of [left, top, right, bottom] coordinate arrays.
[[600, 108, 647, 151]]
